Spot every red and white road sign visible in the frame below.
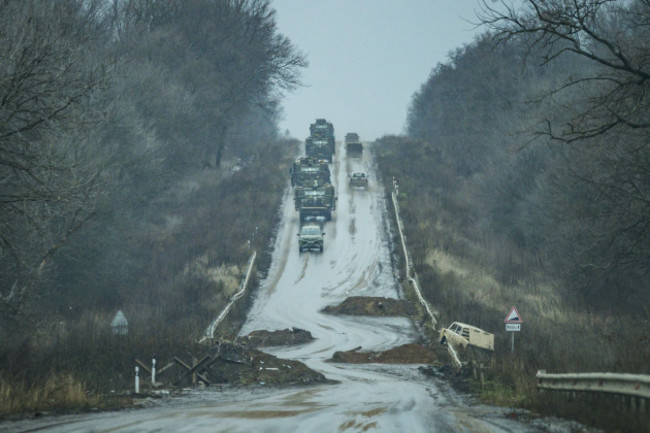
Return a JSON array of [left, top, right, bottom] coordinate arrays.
[[505, 306, 523, 323]]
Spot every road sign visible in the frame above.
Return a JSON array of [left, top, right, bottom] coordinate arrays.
[[505, 306, 523, 323], [505, 306, 523, 354]]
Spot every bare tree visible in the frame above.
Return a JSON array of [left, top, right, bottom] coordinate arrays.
[[476, 1, 650, 310], [479, 0, 650, 142], [111, 0, 306, 167], [0, 1, 109, 317]]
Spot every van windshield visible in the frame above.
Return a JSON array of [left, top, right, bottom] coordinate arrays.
[[301, 226, 321, 236]]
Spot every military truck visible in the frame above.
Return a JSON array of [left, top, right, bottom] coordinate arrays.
[[294, 183, 336, 221], [305, 137, 333, 162], [345, 132, 363, 156], [297, 223, 325, 252], [349, 172, 369, 188], [310, 118, 335, 155], [290, 156, 331, 187]]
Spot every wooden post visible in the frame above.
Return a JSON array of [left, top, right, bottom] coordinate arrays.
[[173, 355, 212, 386], [190, 353, 198, 385]]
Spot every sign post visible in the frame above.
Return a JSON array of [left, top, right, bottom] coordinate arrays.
[[504, 306, 523, 353]]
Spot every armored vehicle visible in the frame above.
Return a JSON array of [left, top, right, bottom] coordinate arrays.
[[305, 137, 333, 162], [345, 132, 363, 156], [297, 223, 325, 252], [310, 118, 334, 138], [290, 156, 331, 187], [309, 118, 335, 155], [349, 172, 369, 188], [294, 183, 336, 221]]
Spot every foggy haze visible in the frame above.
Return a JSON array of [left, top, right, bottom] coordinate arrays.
[[272, 0, 487, 141]]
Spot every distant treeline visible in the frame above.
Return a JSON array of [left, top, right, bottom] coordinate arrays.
[[387, 0, 650, 315]]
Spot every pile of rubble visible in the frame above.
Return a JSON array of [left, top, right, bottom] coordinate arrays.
[[321, 296, 416, 317], [328, 343, 442, 364], [238, 328, 314, 347]]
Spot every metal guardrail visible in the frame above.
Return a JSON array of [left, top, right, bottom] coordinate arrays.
[[390, 178, 437, 328], [537, 370, 650, 400], [204, 251, 257, 339]]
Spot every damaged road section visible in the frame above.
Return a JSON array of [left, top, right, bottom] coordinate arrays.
[[320, 296, 443, 364], [321, 296, 416, 316], [204, 341, 329, 386]]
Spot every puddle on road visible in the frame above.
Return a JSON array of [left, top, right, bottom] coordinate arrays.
[[348, 195, 356, 215], [349, 217, 356, 236]]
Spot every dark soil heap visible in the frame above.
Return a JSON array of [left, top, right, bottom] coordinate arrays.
[[328, 343, 441, 364], [321, 296, 416, 316], [206, 341, 328, 386], [238, 328, 315, 347]]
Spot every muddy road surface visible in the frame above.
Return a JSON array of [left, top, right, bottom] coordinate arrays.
[[1, 143, 580, 432]]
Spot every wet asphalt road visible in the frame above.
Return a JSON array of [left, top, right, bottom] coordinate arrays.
[[0, 142, 576, 433]]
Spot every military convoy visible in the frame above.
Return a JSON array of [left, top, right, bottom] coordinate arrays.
[[293, 119, 367, 253]]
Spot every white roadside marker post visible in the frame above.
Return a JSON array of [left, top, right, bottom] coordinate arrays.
[[135, 366, 140, 394]]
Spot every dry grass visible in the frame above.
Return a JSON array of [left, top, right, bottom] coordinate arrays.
[[404, 218, 650, 432], [0, 374, 98, 416]]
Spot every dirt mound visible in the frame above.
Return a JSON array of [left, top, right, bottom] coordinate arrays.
[[328, 343, 441, 364], [238, 328, 314, 347], [321, 296, 416, 316], [204, 341, 329, 386]]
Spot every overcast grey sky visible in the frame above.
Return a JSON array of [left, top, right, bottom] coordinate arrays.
[[271, 0, 489, 141]]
